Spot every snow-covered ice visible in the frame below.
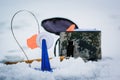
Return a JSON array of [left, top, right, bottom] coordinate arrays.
[[0, 57, 120, 80]]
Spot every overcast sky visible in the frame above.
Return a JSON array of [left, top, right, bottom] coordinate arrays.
[[0, 0, 120, 24], [0, 0, 120, 58]]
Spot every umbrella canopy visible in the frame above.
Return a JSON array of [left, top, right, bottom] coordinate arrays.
[[41, 17, 78, 35]]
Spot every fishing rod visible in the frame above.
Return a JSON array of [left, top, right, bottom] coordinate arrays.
[[11, 10, 40, 67]]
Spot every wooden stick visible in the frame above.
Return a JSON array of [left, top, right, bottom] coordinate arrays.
[[4, 58, 52, 65], [4, 56, 65, 65]]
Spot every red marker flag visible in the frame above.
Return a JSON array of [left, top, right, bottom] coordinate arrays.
[[66, 24, 75, 31], [27, 34, 38, 49]]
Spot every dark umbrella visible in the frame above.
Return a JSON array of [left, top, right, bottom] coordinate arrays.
[[41, 17, 78, 35]]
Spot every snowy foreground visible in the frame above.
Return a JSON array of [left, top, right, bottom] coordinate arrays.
[[0, 56, 120, 80]]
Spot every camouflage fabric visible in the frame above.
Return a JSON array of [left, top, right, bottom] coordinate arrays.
[[59, 31, 101, 61]]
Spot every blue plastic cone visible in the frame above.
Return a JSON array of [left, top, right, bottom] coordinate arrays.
[[41, 39, 52, 72]]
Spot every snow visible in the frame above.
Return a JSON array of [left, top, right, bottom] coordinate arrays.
[[0, 57, 120, 80], [0, 53, 24, 63], [74, 28, 99, 31], [0, 0, 120, 80]]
